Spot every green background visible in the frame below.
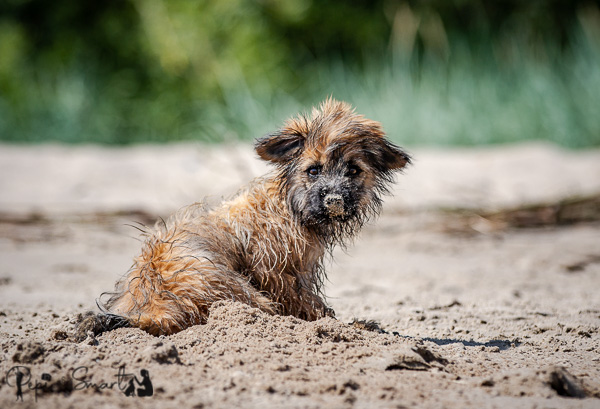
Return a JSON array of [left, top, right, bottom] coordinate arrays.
[[1, 0, 599, 147]]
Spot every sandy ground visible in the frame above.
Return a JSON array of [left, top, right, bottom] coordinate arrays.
[[0, 142, 599, 408]]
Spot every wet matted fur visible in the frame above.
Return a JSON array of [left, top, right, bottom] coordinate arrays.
[[88, 98, 410, 336]]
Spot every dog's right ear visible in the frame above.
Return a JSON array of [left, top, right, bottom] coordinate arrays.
[[255, 131, 305, 164]]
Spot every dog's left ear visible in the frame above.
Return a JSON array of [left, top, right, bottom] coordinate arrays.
[[353, 119, 410, 172], [367, 138, 411, 172], [255, 131, 305, 164]]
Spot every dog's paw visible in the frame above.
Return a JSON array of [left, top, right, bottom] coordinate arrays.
[[74, 311, 130, 342]]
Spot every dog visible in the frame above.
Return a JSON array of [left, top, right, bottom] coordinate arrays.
[[79, 98, 410, 337]]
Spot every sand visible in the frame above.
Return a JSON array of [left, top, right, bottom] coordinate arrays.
[[1, 142, 599, 408]]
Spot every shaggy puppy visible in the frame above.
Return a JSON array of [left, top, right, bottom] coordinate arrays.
[[82, 98, 410, 336]]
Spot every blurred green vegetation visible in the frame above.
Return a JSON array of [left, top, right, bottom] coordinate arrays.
[[1, 0, 599, 147]]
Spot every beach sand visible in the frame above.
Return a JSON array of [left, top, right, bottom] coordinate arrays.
[[1, 142, 599, 408]]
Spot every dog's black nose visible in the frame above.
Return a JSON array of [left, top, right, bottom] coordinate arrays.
[[324, 194, 344, 216]]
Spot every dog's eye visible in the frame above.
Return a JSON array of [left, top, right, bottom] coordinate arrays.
[[307, 166, 321, 177], [347, 165, 361, 176]]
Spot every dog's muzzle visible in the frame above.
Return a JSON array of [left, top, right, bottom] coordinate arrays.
[[324, 194, 345, 217]]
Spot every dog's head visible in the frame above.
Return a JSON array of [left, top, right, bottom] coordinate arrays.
[[255, 98, 410, 242]]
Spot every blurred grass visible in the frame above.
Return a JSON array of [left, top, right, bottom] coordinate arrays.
[[136, 32, 600, 149], [1, 1, 599, 148], [340, 34, 600, 148], [4, 40, 598, 148]]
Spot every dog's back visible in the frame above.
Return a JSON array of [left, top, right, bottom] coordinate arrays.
[[102, 177, 327, 335]]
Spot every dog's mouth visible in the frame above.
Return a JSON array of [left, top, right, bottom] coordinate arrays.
[[309, 197, 355, 225], [290, 189, 362, 229]]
